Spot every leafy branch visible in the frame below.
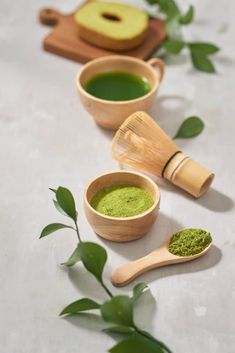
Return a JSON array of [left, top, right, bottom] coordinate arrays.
[[40, 186, 173, 353], [145, 0, 220, 73]]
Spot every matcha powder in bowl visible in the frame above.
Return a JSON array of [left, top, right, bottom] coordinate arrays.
[[169, 228, 212, 256], [90, 184, 154, 218]]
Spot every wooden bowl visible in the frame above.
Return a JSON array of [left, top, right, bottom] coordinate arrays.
[[76, 55, 164, 130], [84, 171, 160, 242]]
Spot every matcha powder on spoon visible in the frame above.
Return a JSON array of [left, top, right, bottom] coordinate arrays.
[[169, 228, 212, 256], [90, 184, 154, 218]]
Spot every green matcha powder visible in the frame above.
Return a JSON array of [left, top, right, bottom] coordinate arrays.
[[90, 184, 154, 218], [169, 228, 212, 256]]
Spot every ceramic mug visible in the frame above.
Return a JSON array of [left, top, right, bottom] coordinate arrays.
[[76, 55, 164, 130]]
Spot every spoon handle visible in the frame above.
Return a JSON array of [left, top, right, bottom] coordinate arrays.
[[111, 247, 174, 287]]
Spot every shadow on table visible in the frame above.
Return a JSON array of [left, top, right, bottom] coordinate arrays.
[[159, 182, 234, 213], [62, 312, 106, 332], [65, 265, 111, 302], [133, 288, 157, 332], [150, 94, 191, 137], [62, 285, 157, 335], [63, 246, 221, 334], [61, 244, 221, 334], [65, 227, 221, 303], [124, 244, 222, 286], [197, 188, 234, 212], [96, 122, 116, 140], [98, 213, 182, 261]]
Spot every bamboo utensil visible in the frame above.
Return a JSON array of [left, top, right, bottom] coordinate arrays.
[[111, 111, 214, 198], [83, 170, 160, 242], [111, 235, 212, 287]]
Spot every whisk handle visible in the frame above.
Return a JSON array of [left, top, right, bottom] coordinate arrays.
[[163, 152, 214, 198], [147, 58, 165, 82]]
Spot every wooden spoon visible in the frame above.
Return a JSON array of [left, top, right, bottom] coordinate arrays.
[[111, 238, 212, 287]]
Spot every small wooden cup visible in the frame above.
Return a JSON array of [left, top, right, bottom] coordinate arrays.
[[76, 55, 164, 130], [84, 171, 160, 242]]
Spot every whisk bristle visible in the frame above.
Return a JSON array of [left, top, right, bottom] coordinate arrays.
[[111, 111, 179, 176]]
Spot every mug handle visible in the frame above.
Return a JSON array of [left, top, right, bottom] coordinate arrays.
[[147, 58, 165, 82]]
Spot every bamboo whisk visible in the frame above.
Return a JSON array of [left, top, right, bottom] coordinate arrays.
[[111, 111, 214, 198]]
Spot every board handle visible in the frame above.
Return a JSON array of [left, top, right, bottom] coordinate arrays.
[[39, 8, 61, 26]]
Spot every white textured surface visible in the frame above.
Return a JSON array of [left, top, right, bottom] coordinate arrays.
[[0, 0, 235, 352]]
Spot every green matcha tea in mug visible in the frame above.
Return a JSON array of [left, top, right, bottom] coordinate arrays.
[[84, 71, 151, 101]]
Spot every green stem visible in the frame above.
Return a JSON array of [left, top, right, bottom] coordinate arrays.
[[100, 280, 114, 298], [134, 326, 172, 353], [74, 221, 82, 242]]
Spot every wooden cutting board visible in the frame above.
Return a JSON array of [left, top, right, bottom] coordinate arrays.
[[39, 7, 166, 64]]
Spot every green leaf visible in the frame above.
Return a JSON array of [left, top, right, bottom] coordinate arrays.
[[145, 0, 158, 5], [189, 42, 220, 55], [62, 247, 81, 267], [146, 0, 182, 37], [109, 333, 165, 353], [165, 15, 180, 37], [190, 51, 216, 73], [137, 329, 173, 353], [157, 0, 180, 18], [132, 282, 149, 302], [161, 0, 181, 36], [60, 298, 100, 316], [40, 223, 73, 239], [174, 116, 205, 138], [162, 39, 185, 54], [101, 296, 134, 327], [53, 199, 78, 218], [77, 242, 107, 282], [179, 5, 194, 24], [56, 187, 77, 221], [53, 199, 69, 216], [103, 326, 135, 335]]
